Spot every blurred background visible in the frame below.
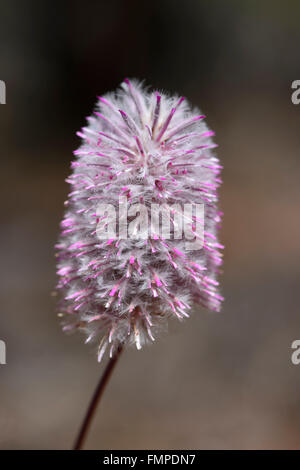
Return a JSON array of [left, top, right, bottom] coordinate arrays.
[[1, 0, 300, 449]]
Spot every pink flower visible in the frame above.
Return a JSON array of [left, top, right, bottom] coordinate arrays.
[[56, 79, 223, 361]]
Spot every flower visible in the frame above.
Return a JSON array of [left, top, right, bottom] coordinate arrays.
[[56, 79, 223, 361]]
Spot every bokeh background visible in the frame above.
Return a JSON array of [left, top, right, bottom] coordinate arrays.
[[1, 0, 300, 449]]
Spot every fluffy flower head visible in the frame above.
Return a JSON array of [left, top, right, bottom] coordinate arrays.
[[56, 79, 223, 361]]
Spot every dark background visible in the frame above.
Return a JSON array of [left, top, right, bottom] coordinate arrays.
[[1, 0, 300, 449]]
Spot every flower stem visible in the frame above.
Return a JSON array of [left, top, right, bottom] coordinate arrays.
[[73, 344, 124, 450]]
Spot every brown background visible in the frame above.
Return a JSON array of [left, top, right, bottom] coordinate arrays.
[[1, 0, 300, 449]]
